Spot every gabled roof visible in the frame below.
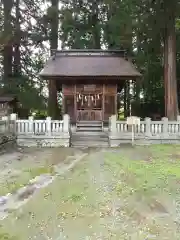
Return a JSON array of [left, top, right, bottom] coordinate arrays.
[[39, 49, 141, 79]]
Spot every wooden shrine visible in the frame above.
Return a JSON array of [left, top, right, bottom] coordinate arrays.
[[40, 49, 141, 122], [0, 95, 18, 118]]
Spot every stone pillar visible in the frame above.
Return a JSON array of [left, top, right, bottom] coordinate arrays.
[[2, 116, 8, 121], [162, 117, 168, 137], [28, 116, 34, 134], [63, 114, 70, 133], [110, 115, 117, 133], [145, 117, 151, 137], [177, 116, 180, 136], [10, 113, 17, 121], [1, 116, 8, 133], [46, 116, 52, 136], [10, 113, 17, 134]]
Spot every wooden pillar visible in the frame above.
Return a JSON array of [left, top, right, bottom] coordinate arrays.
[[114, 84, 117, 117], [74, 84, 77, 123], [102, 84, 105, 122], [124, 81, 127, 118], [62, 84, 64, 118], [48, 79, 58, 119], [127, 81, 130, 116]]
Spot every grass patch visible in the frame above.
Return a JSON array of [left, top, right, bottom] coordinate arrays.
[[0, 160, 93, 239], [26, 165, 55, 177], [0, 165, 55, 196], [0, 227, 16, 240], [0, 147, 78, 197], [0, 146, 180, 239], [104, 145, 180, 197]]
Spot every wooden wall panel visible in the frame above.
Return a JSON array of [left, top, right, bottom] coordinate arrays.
[[62, 84, 75, 95], [64, 95, 75, 121], [104, 84, 117, 94], [76, 84, 84, 92], [76, 84, 103, 93], [104, 95, 116, 121]]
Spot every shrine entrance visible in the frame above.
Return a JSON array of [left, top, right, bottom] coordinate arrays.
[[75, 84, 103, 122], [62, 83, 120, 123], [76, 92, 103, 121]]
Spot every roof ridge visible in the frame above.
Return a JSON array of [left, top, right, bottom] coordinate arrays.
[[51, 49, 126, 59]]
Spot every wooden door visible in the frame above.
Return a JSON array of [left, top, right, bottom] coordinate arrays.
[[76, 93, 102, 121]]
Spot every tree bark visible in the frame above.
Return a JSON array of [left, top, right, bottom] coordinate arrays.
[[2, 0, 13, 89], [91, 0, 101, 49], [164, 0, 178, 120], [48, 0, 59, 119], [126, 81, 130, 116], [124, 81, 127, 118], [14, 0, 21, 77]]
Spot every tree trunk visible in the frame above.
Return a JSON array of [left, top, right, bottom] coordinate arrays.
[[48, 0, 59, 119], [2, 0, 13, 89], [124, 81, 127, 118], [14, 0, 21, 77], [164, 0, 178, 120], [126, 81, 130, 116], [91, 0, 101, 49]]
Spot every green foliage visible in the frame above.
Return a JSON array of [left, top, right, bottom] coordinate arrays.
[[3, 76, 46, 111], [1, 0, 48, 115], [0, 0, 180, 117], [33, 110, 48, 119]]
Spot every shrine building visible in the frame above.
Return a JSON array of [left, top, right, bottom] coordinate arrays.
[[40, 49, 141, 123]]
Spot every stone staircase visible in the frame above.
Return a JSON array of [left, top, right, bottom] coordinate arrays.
[[71, 121, 109, 148]]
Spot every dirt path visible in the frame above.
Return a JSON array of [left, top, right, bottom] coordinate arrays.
[[85, 151, 125, 238]]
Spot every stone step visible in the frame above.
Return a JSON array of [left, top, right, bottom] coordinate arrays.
[[76, 121, 102, 125], [72, 137, 108, 141], [72, 131, 107, 136], [76, 121, 103, 132], [71, 123, 108, 147], [71, 141, 109, 147], [76, 121, 103, 129], [71, 135, 108, 140], [76, 127, 103, 132], [71, 132, 108, 138]]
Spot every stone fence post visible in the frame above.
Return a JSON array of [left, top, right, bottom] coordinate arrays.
[[46, 116, 52, 136], [10, 113, 17, 134], [10, 113, 17, 121], [28, 116, 34, 134], [1, 116, 8, 133], [109, 115, 117, 133], [63, 114, 70, 133], [162, 117, 168, 137], [177, 115, 180, 131], [145, 117, 151, 137]]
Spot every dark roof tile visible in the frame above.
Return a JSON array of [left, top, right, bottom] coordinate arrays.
[[39, 50, 141, 79]]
